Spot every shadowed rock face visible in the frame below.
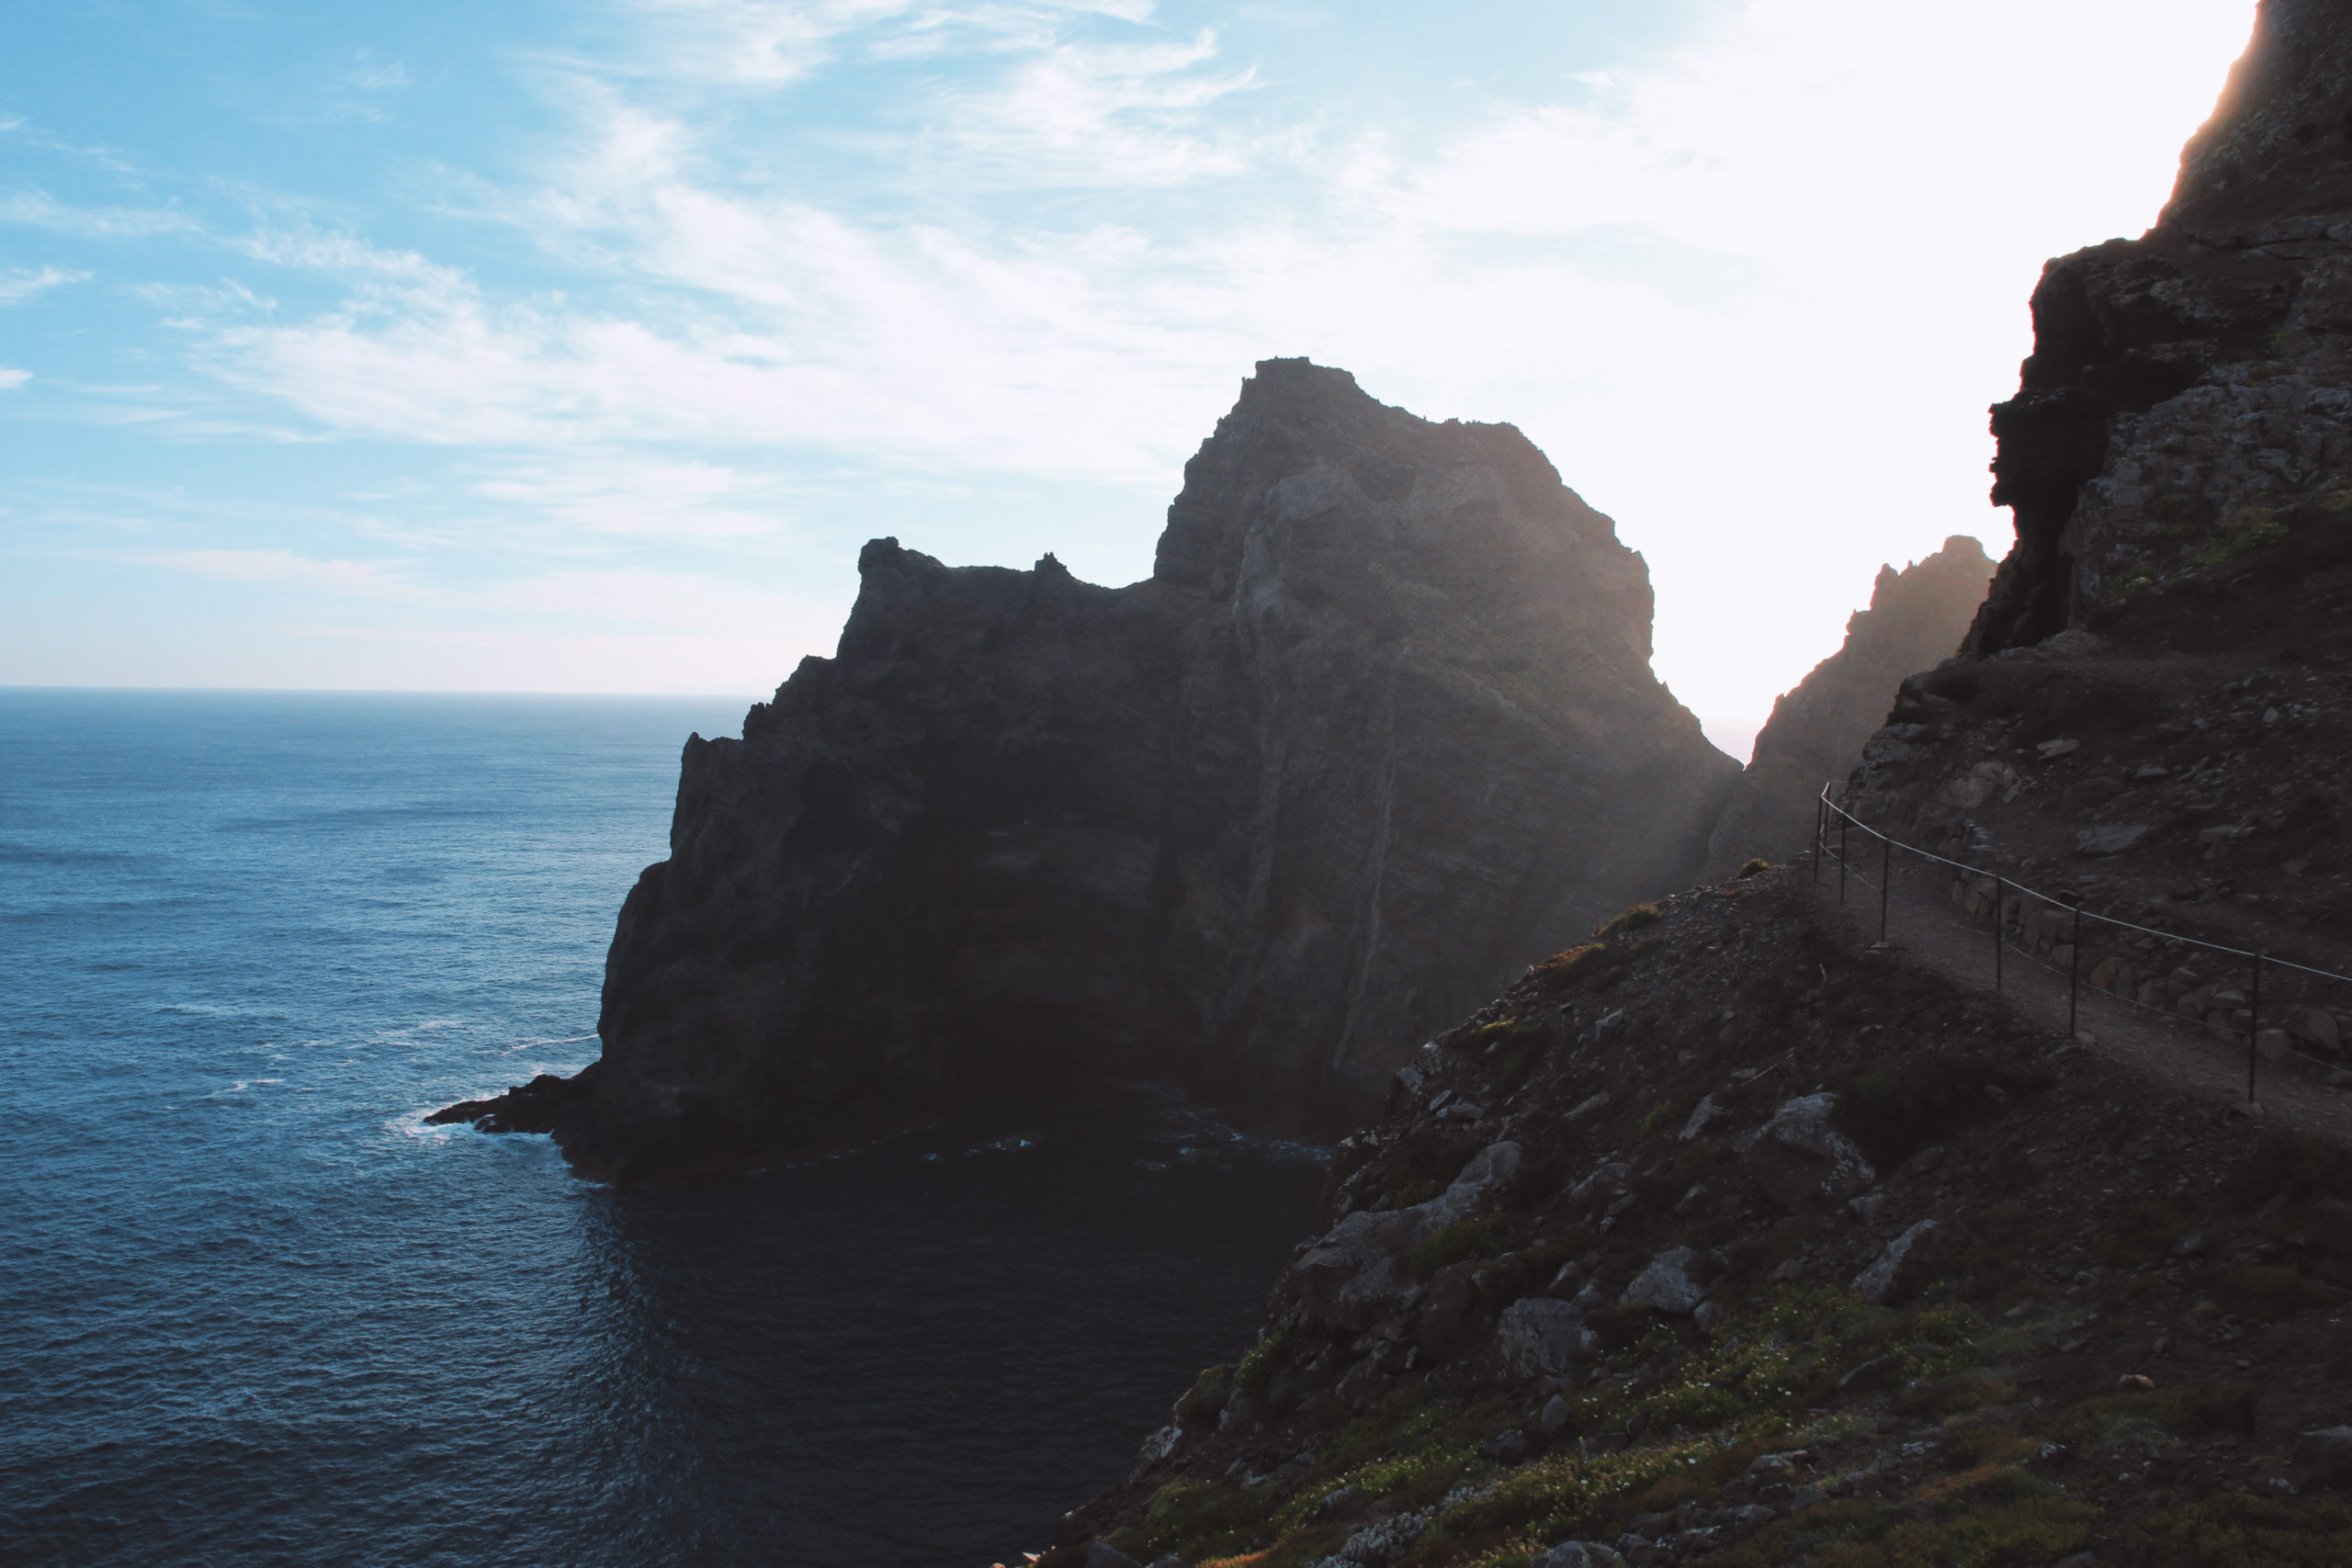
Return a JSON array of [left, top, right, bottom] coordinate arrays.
[[1969, 0, 2352, 655], [1702, 536, 1992, 878], [476, 360, 1738, 1182]]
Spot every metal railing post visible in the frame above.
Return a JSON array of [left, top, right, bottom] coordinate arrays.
[[1878, 829, 1891, 942], [1838, 811, 1848, 904], [2067, 903, 2082, 1036], [1992, 874, 2004, 994], [2249, 951, 2263, 1103], [1813, 794, 1823, 883]]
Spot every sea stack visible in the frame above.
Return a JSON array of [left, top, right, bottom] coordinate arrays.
[[439, 360, 1740, 1181]]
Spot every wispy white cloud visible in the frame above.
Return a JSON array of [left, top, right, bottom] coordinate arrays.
[[138, 547, 411, 594], [0, 367, 30, 390], [0, 189, 199, 238], [0, 265, 89, 304], [34, 0, 2256, 704]]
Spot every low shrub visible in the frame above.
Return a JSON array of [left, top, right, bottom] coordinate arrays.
[[1894, 1375, 2015, 1420], [2199, 1264, 2335, 1319], [1738, 858, 1770, 878], [2099, 1196, 2200, 1268], [1594, 903, 1663, 942], [1830, 1052, 2056, 1167], [1234, 1329, 1289, 1395], [2140, 1494, 2352, 1566], [1521, 943, 1623, 996], [2225, 1134, 2352, 1211], [1175, 1363, 1235, 1425], [1385, 1127, 1485, 1208], [1413, 1217, 1511, 1281]]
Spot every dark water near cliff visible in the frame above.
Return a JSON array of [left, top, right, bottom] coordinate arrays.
[[0, 689, 1325, 1568]]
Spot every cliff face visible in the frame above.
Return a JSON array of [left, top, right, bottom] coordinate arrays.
[[1701, 536, 1992, 880], [481, 361, 1738, 1182], [1027, 16, 2352, 1568], [1969, 0, 2352, 656]]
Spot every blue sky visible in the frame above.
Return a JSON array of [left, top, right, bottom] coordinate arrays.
[[1, 0, 2255, 755]]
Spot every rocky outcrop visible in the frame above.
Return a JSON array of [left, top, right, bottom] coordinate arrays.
[[1968, 0, 2352, 656], [451, 360, 1739, 1181], [1701, 536, 1991, 878]]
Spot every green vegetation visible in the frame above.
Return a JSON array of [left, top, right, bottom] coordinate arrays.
[[2138, 1495, 2352, 1566], [2098, 1195, 2199, 1268], [1829, 1052, 2053, 1168], [2197, 1263, 2335, 1318], [2198, 504, 2289, 564], [1718, 1467, 2094, 1567], [1386, 1127, 1486, 1207], [1413, 1217, 1512, 1281], [1594, 903, 1663, 942], [1737, 858, 1770, 878]]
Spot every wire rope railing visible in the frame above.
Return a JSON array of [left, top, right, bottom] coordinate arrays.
[[1811, 784, 2352, 1106]]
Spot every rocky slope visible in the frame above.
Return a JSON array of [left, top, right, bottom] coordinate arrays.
[[436, 360, 1740, 1181], [1702, 538, 1992, 882], [1023, 6, 2352, 1566], [1037, 874, 2352, 1568]]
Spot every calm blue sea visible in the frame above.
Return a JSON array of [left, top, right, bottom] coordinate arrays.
[[0, 690, 1323, 1568]]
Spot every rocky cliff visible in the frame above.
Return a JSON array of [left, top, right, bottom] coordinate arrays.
[[1700, 537, 1991, 881], [438, 361, 1740, 1181], [1023, 8, 2352, 1567], [1968, 0, 2352, 657]]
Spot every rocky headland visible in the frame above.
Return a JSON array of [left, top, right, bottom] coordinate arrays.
[[438, 360, 1743, 1181], [1701, 537, 1992, 882], [1021, 5, 2352, 1566]]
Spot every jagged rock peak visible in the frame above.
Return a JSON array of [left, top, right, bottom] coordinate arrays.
[[1702, 536, 1993, 880], [442, 359, 1740, 1182], [1968, 0, 2352, 656], [2165, 0, 2352, 233]]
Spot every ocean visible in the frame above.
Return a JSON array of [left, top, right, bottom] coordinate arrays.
[[0, 689, 1325, 1567]]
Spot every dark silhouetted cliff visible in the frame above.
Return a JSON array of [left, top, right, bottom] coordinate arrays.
[[1702, 536, 1991, 879], [440, 361, 1740, 1181]]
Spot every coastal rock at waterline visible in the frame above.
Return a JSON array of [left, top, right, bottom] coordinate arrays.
[[424, 1074, 568, 1135], [443, 360, 1738, 1182]]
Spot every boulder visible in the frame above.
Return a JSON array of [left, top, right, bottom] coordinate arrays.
[[1851, 1220, 1939, 1304], [1498, 1297, 1599, 1377], [1292, 1142, 1521, 1329], [1736, 1094, 1878, 1213], [1531, 1544, 1625, 1568], [1679, 1095, 1726, 1141], [1620, 1247, 1706, 1314], [1310, 1508, 1434, 1568], [2295, 1426, 2352, 1491], [2288, 1006, 2343, 1055], [2076, 824, 2152, 856]]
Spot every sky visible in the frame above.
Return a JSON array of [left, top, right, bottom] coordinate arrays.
[[0, 0, 2258, 759]]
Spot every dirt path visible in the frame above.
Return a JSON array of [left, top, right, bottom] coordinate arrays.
[[1799, 852, 2352, 1139]]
